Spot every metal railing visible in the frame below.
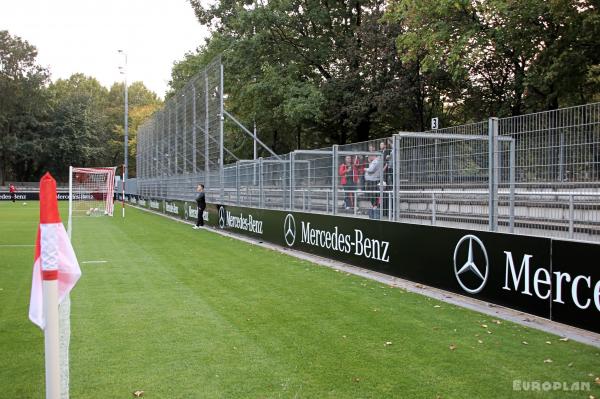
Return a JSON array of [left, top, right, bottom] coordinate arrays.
[[135, 100, 600, 243]]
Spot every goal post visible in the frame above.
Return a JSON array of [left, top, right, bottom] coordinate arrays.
[[63, 166, 116, 398], [68, 166, 117, 224]]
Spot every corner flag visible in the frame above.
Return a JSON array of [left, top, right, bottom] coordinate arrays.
[[29, 172, 81, 329]]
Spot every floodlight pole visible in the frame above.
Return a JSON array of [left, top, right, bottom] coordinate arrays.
[[118, 50, 129, 182]]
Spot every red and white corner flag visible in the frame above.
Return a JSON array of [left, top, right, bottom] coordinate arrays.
[[29, 172, 82, 329]]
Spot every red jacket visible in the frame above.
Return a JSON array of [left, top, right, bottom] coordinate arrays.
[[9, 184, 16, 193], [353, 158, 365, 183], [339, 163, 349, 185]]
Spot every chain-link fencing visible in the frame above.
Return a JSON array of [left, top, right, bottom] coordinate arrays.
[[135, 70, 600, 243]]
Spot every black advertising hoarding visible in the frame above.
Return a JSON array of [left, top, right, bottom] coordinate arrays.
[[144, 200, 599, 333], [550, 240, 600, 332], [0, 191, 79, 201]]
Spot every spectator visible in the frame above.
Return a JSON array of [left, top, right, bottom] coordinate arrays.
[[364, 154, 381, 210], [339, 156, 353, 210], [354, 155, 366, 191], [193, 184, 206, 229], [9, 183, 16, 203]]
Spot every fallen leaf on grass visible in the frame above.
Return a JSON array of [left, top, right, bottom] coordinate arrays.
[[491, 319, 502, 325], [559, 337, 569, 342], [384, 341, 393, 346], [545, 341, 552, 345], [522, 341, 528, 345], [595, 377, 600, 385], [568, 362, 573, 367], [434, 305, 441, 308], [353, 377, 360, 383], [543, 359, 553, 363], [486, 331, 492, 334], [449, 344, 457, 351], [477, 340, 483, 344], [132, 391, 144, 398], [481, 324, 488, 328]]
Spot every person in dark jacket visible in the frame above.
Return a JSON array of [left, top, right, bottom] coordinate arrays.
[[193, 184, 206, 229]]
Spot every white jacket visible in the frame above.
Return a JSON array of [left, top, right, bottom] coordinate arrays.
[[365, 158, 381, 182]]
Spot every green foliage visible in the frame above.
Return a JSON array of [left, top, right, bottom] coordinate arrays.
[[178, 0, 421, 153], [174, 0, 600, 150], [388, 0, 600, 119], [0, 30, 50, 184], [0, 30, 162, 182]]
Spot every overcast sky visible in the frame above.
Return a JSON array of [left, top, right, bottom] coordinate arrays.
[[0, 0, 210, 98]]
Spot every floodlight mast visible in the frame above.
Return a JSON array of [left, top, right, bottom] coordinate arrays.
[[118, 50, 129, 182]]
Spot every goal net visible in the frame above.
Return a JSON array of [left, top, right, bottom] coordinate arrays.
[[62, 166, 116, 398], [69, 167, 117, 217]]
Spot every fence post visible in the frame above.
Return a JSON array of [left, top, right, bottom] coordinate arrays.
[[432, 192, 436, 225], [236, 162, 240, 206], [379, 153, 384, 216], [388, 191, 393, 221], [219, 64, 225, 203], [204, 71, 210, 191], [192, 84, 197, 174], [307, 160, 312, 212], [259, 157, 264, 208], [332, 145, 338, 215], [290, 152, 295, 211], [488, 117, 499, 231], [569, 194, 574, 238], [282, 160, 287, 210], [509, 139, 516, 233], [393, 134, 399, 221]]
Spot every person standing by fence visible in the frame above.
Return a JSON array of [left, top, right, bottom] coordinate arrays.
[[339, 156, 353, 210], [354, 155, 366, 191], [9, 183, 16, 203], [193, 184, 206, 229], [365, 154, 381, 217]]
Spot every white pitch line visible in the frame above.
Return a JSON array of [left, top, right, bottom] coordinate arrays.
[[81, 260, 108, 264]]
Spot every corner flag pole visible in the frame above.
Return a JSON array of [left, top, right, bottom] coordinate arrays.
[[43, 276, 60, 399], [122, 164, 125, 218], [68, 166, 73, 240], [39, 174, 62, 399]]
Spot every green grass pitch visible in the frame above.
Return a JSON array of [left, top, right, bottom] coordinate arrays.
[[0, 201, 599, 398]]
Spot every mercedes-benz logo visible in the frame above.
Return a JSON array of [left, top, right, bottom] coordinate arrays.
[[453, 234, 489, 294], [284, 214, 296, 247], [218, 206, 226, 228]]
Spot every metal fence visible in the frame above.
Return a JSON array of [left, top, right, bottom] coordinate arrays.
[[136, 81, 600, 243]]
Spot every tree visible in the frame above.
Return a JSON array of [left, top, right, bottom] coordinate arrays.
[[0, 30, 50, 184], [45, 74, 111, 179], [107, 81, 162, 176], [180, 0, 420, 155], [386, 0, 600, 120]]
